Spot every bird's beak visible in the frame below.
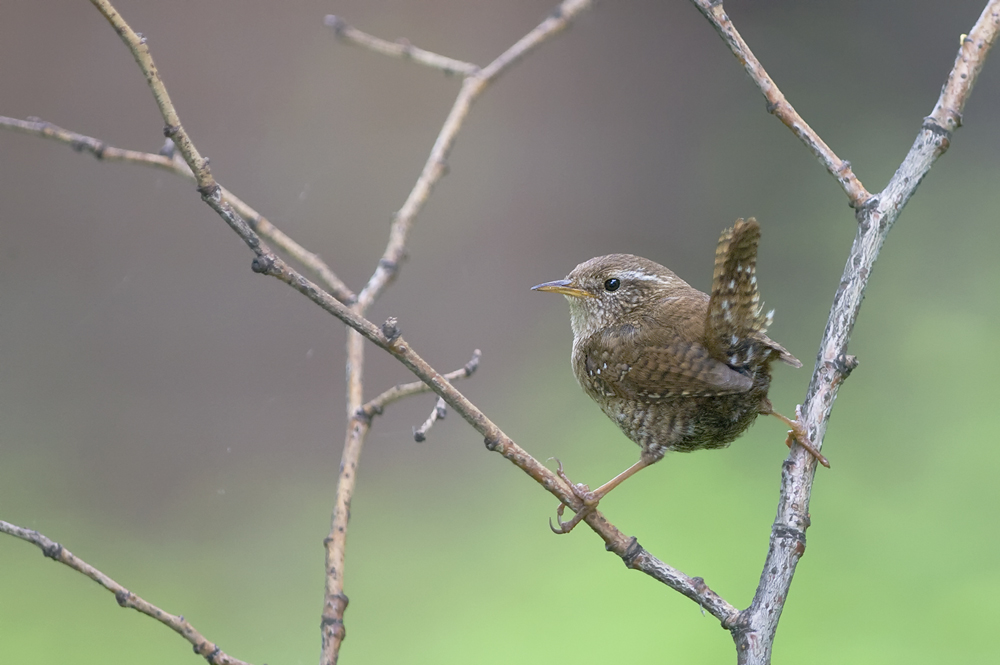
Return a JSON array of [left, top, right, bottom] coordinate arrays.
[[531, 279, 595, 299]]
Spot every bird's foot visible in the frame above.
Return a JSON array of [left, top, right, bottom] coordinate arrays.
[[777, 406, 830, 468], [549, 459, 600, 534]]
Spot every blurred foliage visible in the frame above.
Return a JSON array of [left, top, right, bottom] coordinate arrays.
[[2, 1, 999, 664]]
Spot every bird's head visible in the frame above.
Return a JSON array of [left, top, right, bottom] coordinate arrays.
[[532, 253, 691, 340]]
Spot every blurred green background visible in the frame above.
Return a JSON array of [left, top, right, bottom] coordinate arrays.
[[2, 1, 999, 663]]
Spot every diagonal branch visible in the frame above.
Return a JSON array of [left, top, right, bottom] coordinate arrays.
[[0, 520, 252, 665], [324, 15, 479, 76], [0, 115, 355, 304], [90, 0, 210, 188], [250, 246, 742, 624], [711, 2, 1000, 663], [82, 0, 737, 627], [356, 0, 594, 310], [690, 0, 872, 209]]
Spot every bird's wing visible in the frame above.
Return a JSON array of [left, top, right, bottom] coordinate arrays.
[[578, 327, 753, 400]]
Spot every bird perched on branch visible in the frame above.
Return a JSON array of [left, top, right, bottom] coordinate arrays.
[[533, 218, 827, 533]]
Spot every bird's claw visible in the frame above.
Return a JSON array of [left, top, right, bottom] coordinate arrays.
[[549, 458, 600, 534], [784, 407, 831, 468], [550, 502, 590, 534]]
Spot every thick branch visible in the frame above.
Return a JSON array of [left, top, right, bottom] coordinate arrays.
[[689, 0, 871, 208], [732, 3, 1000, 663], [0, 520, 251, 665]]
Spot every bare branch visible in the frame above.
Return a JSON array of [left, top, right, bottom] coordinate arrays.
[[321, 4, 595, 661], [90, 0, 211, 188], [79, 0, 737, 640], [357, 0, 594, 309], [0, 115, 355, 303], [8, 0, 997, 661], [413, 397, 448, 442], [689, 0, 872, 208], [358, 349, 481, 424], [14, 0, 822, 657], [929, 6, 1000, 131], [322, 328, 364, 664], [0, 520, 252, 665], [210, 228, 740, 624], [722, 3, 1000, 663], [356, 322, 740, 623], [324, 15, 479, 77]]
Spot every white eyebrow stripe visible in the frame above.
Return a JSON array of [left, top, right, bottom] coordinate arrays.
[[617, 270, 670, 284]]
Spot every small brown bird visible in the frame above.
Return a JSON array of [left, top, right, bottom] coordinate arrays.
[[533, 218, 827, 533]]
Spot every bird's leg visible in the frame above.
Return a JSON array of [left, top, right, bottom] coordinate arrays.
[[549, 458, 651, 534], [589, 458, 652, 500], [769, 406, 831, 468]]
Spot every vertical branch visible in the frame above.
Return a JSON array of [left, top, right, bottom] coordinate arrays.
[[321, 329, 365, 664], [320, 2, 594, 663], [725, 2, 1000, 663]]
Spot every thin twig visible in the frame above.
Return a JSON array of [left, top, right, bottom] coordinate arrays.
[[356, 0, 594, 310], [689, 0, 872, 209], [0, 115, 355, 303], [0, 520, 252, 665], [324, 15, 479, 77], [414, 397, 448, 442], [357, 349, 481, 424], [719, 3, 1000, 663], [89, 0, 210, 188]]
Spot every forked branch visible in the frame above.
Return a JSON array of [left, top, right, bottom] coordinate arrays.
[[690, 0, 872, 208], [700, 2, 1000, 662], [357, 349, 481, 425], [353, 0, 595, 309]]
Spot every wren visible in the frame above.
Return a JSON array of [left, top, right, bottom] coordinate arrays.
[[533, 218, 828, 533]]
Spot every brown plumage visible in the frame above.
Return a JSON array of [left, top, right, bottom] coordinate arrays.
[[533, 218, 826, 533]]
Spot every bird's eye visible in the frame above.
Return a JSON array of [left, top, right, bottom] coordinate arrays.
[[604, 278, 620, 292]]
